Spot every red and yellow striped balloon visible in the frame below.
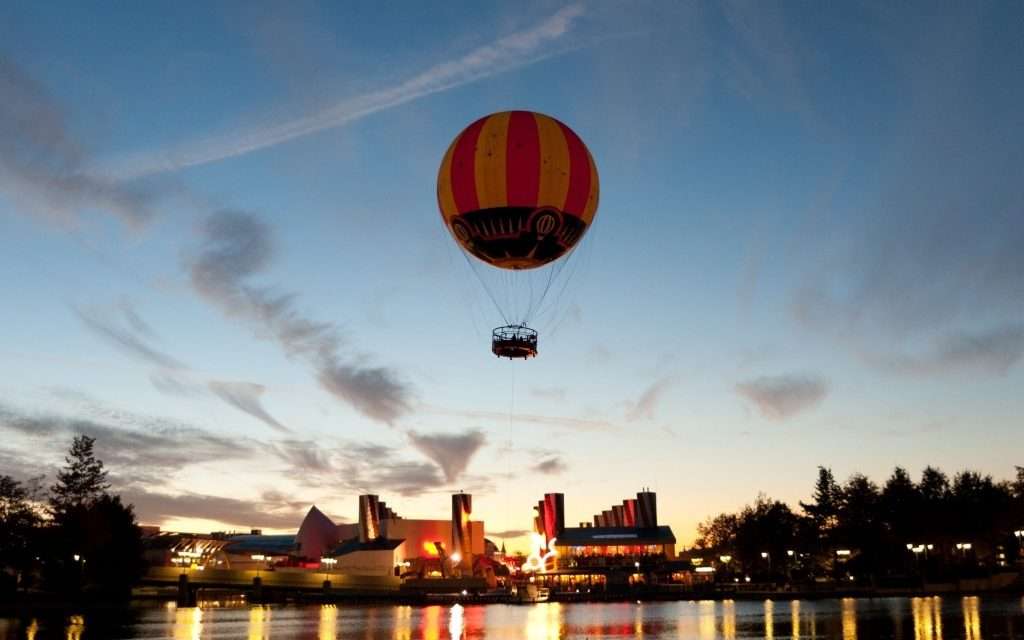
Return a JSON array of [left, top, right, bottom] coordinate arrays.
[[438, 111, 599, 270]]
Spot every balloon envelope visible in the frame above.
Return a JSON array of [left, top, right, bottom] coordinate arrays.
[[438, 111, 599, 270]]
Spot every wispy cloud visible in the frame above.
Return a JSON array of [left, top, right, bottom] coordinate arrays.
[[98, 4, 588, 179], [488, 529, 532, 539], [188, 210, 411, 424], [208, 381, 290, 433], [625, 377, 673, 421], [0, 56, 153, 226], [531, 456, 568, 475], [736, 374, 828, 420], [0, 400, 251, 486], [407, 429, 487, 483], [74, 305, 187, 370], [122, 487, 308, 530], [866, 325, 1024, 377]]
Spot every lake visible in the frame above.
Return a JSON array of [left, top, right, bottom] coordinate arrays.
[[1, 595, 1022, 639]]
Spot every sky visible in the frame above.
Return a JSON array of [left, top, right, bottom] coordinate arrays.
[[1, 1, 1022, 551]]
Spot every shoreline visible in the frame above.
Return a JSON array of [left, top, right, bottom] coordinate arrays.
[[3, 584, 1023, 612]]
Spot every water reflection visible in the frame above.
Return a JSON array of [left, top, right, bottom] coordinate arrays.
[[318, 604, 337, 640], [698, 600, 716, 640], [449, 604, 464, 639], [911, 596, 942, 640], [790, 600, 800, 640], [422, 605, 442, 640], [6, 595, 1024, 640], [64, 615, 84, 640], [721, 600, 735, 640], [841, 598, 857, 640], [526, 602, 562, 640], [962, 596, 981, 640], [173, 606, 201, 640], [393, 605, 413, 640]]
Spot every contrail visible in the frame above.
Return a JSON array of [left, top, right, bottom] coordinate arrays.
[[97, 4, 586, 180]]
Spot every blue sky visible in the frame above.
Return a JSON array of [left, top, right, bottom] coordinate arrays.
[[1, 1, 1022, 548]]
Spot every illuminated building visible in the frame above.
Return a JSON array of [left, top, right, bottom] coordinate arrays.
[[524, 489, 677, 590]]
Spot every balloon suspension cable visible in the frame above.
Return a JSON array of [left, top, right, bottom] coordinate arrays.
[[461, 250, 510, 326]]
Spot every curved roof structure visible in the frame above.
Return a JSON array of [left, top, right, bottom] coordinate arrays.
[[296, 505, 339, 560]]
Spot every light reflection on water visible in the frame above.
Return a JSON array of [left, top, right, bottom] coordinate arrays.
[[2, 595, 1024, 639]]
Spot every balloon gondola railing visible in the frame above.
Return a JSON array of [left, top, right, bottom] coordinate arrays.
[[492, 325, 538, 360]]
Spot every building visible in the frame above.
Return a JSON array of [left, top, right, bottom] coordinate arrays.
[[527, 489, 679, 590]]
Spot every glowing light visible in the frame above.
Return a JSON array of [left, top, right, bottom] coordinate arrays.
[[835, 549, 851, 557], [963, 596, 981, 640], [522, 534, 557, 573], [422, 541, 439, 556], [448, 604, 464, 640], [449, 552, 462, 565], [719, 555, 732, 563], [318, 605, 337, 640], [841, 598, 857, 640], [695, 566, 715, 574]]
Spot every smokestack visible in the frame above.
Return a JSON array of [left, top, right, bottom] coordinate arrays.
[[602, 509, 613, 527], [358, 494, 380, 542], [543, 493, 565, 540], [636, 490, 658, 528], [593, 514, 601, 527], [451, 493, 473, 569], [623, 499, 638, 527], [535, 500, 546, 535], [612, 504, 625, 527]]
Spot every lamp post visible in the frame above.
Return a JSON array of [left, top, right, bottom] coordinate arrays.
[[251, 554, 266, 578], [320, 557, 337, 588]]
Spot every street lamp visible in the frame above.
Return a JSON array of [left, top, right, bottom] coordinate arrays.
[[320, 557, 337, 586], [251, 554, 266, 578]]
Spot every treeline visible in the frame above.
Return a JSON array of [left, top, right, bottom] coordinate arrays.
[[694, 465, 1024, 583], [0, 435, 143, 599]]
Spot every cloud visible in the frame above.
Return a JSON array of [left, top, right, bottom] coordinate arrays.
[[270, 440, 335, 475], [625, 377, 673, 421], [97, 4, 587, 179], [208, 380, 290, 433], [488, 529, 532, 539], [735, 374, 828, 420], [148, 371, 205, 397], [866, 325, 1024, 376], [121, 487, 308, 530], [0, 400, 252, 486], [188, 210, 411, 424], [0, 56, 153, 226], [531, 456, 568, 475], [407, 429, 487, 483], [74, 305, 187, 370], [267, 438, 473, 498]]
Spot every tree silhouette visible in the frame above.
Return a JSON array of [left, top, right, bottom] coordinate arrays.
[[49, 435, 109, 517], [0, 475, 44, 595]]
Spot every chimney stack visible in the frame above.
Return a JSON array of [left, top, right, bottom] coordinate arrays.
[[358, 495, 381, 542], [451, 493, 473, 570], [636, 490, 658, 528]]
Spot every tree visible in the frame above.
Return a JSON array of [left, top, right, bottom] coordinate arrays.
[[798, 466, 839, 540], [0, 475, 43, 594], [695, 513, 738, 550], [49, 435, 109, 517], [880, 467, 919, 542]]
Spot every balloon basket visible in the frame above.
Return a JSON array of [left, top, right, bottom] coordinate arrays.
[[491, 325, 538, 359]]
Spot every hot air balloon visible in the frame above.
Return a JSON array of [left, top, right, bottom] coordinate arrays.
[[437, 110, 599, 358]]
